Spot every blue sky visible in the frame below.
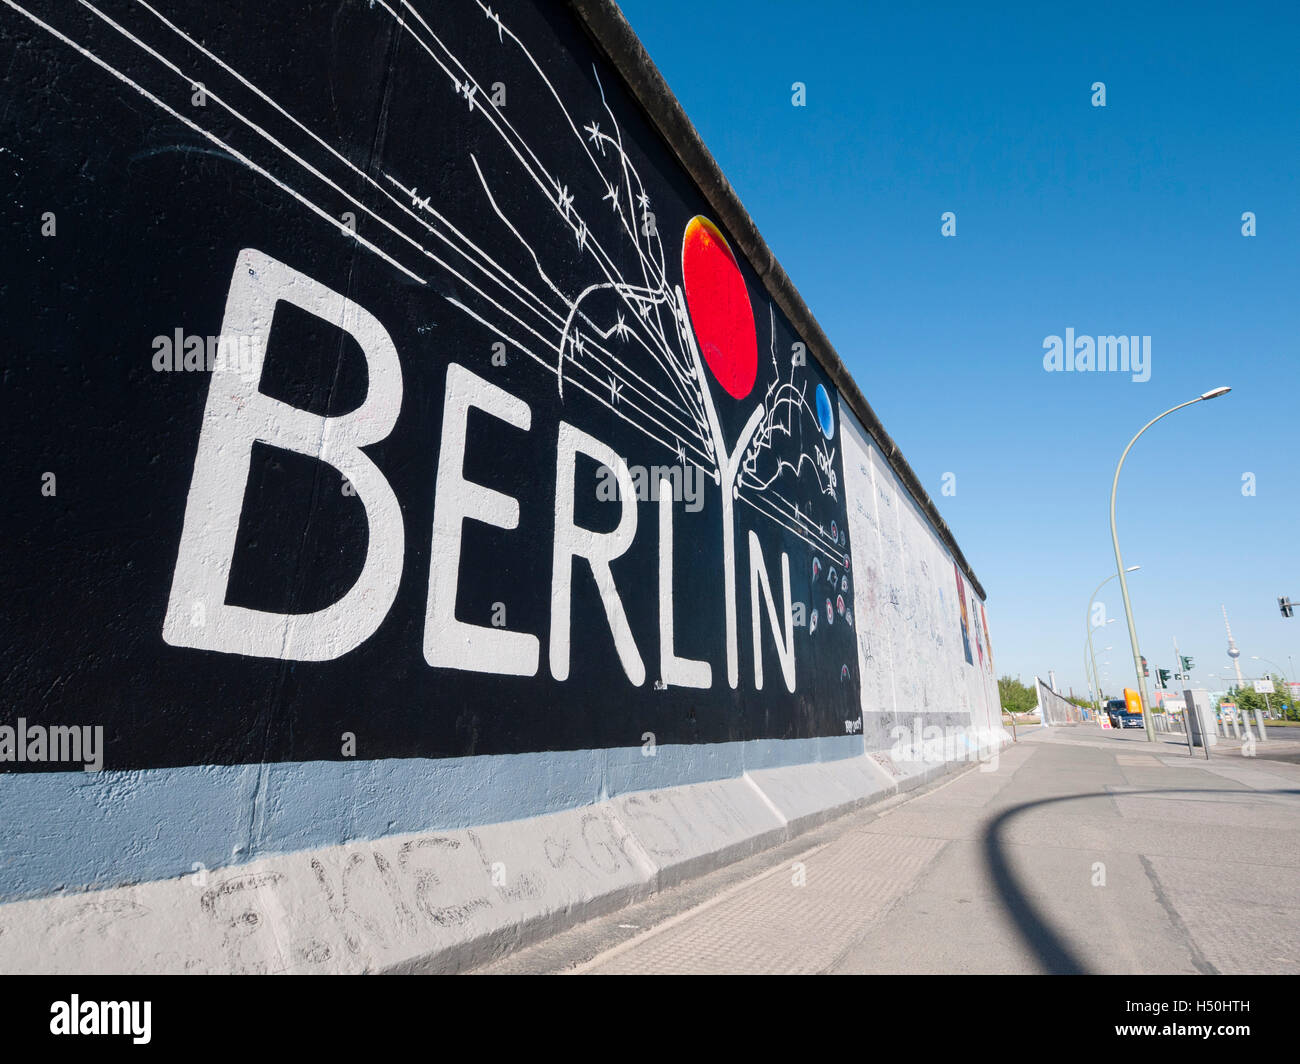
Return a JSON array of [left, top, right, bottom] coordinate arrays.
[[618, 0, 1300, 700]]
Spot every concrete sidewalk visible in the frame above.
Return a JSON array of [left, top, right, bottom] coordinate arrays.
[[475, 727, 1300, 974]]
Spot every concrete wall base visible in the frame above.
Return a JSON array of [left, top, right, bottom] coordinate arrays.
[[0, 741, 1003, 973]]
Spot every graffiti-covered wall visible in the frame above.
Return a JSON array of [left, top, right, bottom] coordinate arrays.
[[1036, 679, 1084, 726], [840, 406, 1002, 751], [0, 0, 998, 945]]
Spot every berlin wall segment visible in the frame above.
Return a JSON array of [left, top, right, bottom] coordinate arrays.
[[0, 0, 872, 775]]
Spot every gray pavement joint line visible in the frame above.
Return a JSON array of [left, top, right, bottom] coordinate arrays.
[[564, 838, 838, 974], [1137, 854, 1220, 975]]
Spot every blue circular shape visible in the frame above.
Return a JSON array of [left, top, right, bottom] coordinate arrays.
[[815, 384, 834, 439]]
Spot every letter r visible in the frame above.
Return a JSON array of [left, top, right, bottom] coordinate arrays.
[[162, 249, 404, 660], [550, 422, 644, 685]]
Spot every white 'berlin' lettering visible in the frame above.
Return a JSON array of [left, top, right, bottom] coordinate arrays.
[[162, 249, 796, 692]]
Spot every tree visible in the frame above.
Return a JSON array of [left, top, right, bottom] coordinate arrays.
[[998, 675, 1037, 716], [1220, 675, 1297, 722]]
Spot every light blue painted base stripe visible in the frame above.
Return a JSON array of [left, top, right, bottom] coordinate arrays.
[[0, 735, 864, 903]]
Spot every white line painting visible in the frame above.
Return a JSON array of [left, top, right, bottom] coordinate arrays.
[[4, 0, 846, 565]]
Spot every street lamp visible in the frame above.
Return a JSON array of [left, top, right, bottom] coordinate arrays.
[[1086, 571, 1136, 710], [1083, 638, 1100, 710], [1110, 387, 1232, 741], [1083, 638, 1117, 709], [1250, 655, 1286, 683], [1091, 622, 1117, 699], [1096, 645, 1113, 702]]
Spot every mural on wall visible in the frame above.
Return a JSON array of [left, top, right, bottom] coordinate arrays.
[[954, 565, 975, 666], [0, 0, 860, 771], [980, 603, 994, 674]]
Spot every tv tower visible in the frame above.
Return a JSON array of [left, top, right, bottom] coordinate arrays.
[[1223, 605, 1244, 687]]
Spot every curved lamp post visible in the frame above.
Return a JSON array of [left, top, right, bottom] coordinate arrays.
[[1250, 655, 1287, 685], [1111, 387, 1231, 741], [1086, 572, 1132, 708]]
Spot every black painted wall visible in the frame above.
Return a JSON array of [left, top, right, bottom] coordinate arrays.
[[0, 0, 861, 772]]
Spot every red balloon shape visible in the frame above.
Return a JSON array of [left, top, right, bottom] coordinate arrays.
[[681, 216, 757, 400]]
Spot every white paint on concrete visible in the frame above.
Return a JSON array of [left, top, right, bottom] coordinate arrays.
[[0, 749, 1002, 973]]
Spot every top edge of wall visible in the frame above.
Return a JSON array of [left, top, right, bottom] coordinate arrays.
[[566, 0, 986, 602]]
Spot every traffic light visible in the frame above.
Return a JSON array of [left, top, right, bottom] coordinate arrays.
[[1141, 656, 1149, 677], [1281, 597, 1294, 619], [1181, 655, 1194, 673], [1158, 668, 1171, 687]]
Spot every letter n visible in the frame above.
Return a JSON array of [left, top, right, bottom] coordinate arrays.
[[162, 249, 404, 660], [748, 530, 795, 692]]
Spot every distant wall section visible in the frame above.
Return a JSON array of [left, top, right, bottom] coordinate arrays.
[[841, 403, 1001, 753]]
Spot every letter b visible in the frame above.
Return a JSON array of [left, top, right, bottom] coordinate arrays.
[[162, 249, 404, 660]]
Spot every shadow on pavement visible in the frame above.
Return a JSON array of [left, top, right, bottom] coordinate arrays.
[[982, 787, 1300, 974]]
